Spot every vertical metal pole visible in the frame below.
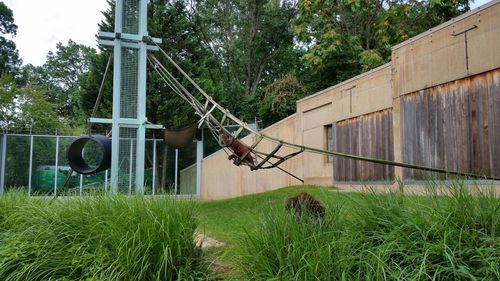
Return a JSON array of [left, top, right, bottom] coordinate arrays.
[[152, 139, 156, 196], [54, 135, 59, 196], [174, 149, 178, 195], [79, 174, 83, 196], [110, 0, 123, 193], [129, 138, 134, 194], [135, 0, 148, 194], [0, 134, 6, 195], [104, 169, 109, 192], [196, 138, 203, 196], [28, 135, 34, 196]]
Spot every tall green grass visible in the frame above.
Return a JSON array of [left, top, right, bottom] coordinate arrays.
[[0, 192, 209, 280], [232, 182, 499, 280]]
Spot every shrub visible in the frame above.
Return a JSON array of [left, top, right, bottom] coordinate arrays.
[[0, 192, 208, 280]]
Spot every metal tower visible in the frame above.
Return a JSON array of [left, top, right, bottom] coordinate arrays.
[[93, 0, 161, 193]]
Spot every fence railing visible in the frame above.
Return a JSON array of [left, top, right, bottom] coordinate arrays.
[[0, 133, 199, 196]]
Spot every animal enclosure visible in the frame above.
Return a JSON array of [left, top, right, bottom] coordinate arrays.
[[199, 2, 500, 200]]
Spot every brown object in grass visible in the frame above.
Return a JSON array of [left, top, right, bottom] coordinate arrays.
[[286, 192, 325, 219], [219, 129, 256, 170]]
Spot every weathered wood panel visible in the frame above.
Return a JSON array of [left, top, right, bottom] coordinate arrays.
[[331, 109, 394, 182], [401, 69, 500, 180], [392, 1, 500, 97]]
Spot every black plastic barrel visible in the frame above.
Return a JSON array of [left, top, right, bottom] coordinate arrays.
[[67, 135, 112, 175]]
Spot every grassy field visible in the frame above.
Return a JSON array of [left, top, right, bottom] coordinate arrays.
[[197, 183, 500, 280], [196, 185, 342, 243], [0, 183, 497, 280]]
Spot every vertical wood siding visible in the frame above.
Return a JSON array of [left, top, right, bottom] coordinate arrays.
[[401, 69, 500, 180], [331, 109, 394, 182]]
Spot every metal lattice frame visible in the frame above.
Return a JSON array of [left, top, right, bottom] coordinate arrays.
[[94, 0, 162, 193]]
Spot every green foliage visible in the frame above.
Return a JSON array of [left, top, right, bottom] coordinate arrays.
[[0, 74, 68, 133], [0, 1, 21, 75], [259, 73, 309, 126], [228, 183, 499, 280], [0, 74, 16, 127], [294, 0, 471, 91], [18, 40, 97, 127], [78, 50, 113, 122], [193, 0, 301, 120], [0, 193, 210, 280]]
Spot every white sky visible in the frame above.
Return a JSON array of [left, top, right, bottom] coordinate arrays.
[[2, 0, 494, 67], [4, 0, 109, 66]]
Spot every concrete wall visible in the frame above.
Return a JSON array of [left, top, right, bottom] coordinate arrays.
[[200, 115, 302, 200], [180, 163, 196, 195], [199, 1, 500, 200], [392, 0, 500, 180], [298, 63, 393, 185]]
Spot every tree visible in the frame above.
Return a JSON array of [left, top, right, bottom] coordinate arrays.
[[19, 40, 97, 124], [0, 74, 16, 128], [259, 73, 309, 126], [0, 74, 67, 133], [294, 0, 471, 92], [0, 1, 21, 75], [193, 0, 301, 120]]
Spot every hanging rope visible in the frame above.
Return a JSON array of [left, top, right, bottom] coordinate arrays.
[[88, 54, 113, 133], [145, 38, 500, 181], [59, 55, 114, 196]]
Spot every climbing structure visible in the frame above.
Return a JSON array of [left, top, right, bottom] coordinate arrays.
[[92, 0, 163, 193], [147, 40, 499, 181]]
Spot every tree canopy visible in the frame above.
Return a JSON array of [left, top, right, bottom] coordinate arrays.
[[2, 0, 473, 132], [0, 1, 21, 76]]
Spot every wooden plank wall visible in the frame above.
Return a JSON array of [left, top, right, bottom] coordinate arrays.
[[401, 69, 500, 180], [331, 109, 394, 181]]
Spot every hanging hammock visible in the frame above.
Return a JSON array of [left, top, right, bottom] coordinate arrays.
[[162, 123, 201, 149]]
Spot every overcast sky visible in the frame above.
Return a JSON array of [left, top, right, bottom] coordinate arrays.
[[2, 0, 494, 67], [4, 0, 108, 66]]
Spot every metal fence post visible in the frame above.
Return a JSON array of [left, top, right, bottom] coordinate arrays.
[[28, 135, 34, 196], [174, 149, 178, 195], [105, 169, 109, 193], [152, 139, 156, 196], [129, 139, 134, 195], [196, 138, 203, 197], [79, 174, 83, 196], [0, 134, 6, 195], [54, 135, 59, 196]]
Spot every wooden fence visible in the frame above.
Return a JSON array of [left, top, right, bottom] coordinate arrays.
[[331, 110, 394, 181]]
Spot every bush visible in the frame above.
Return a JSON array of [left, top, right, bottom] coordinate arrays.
[[0, 192, 208, 280], [232, 183, 500, 280]]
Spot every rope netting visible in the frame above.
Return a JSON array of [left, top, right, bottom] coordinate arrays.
[[147, 38, 500, 181]]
